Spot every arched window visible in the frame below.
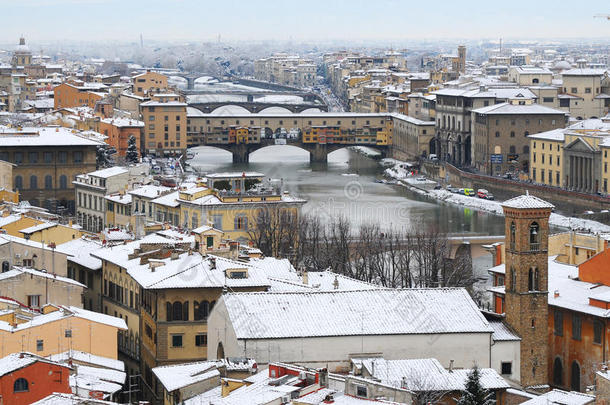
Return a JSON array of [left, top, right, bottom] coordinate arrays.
[[172, 301, 183, 321], [529, 222, 540, 251], [510, 222, 516, 250], [553, 357, 563, 387], [14, 175, 22, 190], [442, 116, 446, 129], [509, 145, 516, 154], [510, 266, 517, 291], [217, 342, 225, 359], [14, 378, 28, 392], [59, 175, 67, 189], [44, 175, 53, 190], [29, 175, 37, 190], [452, 116, 456, 130], [528, 267, 539, 291], [194, 300, 209, 321], [2, 261, 9, 273], [533, 78, 539, 84], [571, 361, 580, 391]]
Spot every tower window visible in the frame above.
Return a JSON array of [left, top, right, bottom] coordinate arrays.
[[528, 267, 540, 291], [510, 222, 516, 251], [529, 222, 540, 251]]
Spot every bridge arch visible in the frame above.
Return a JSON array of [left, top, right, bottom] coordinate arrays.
[[259, 106, 292, 114], [210, 105, 251, 115]]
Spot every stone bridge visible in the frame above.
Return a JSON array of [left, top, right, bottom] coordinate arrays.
[[190, 101, 327, 114], [200, 138, 387, 164]]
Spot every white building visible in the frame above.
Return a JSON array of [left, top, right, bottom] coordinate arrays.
[[207, 288, 518, 375]]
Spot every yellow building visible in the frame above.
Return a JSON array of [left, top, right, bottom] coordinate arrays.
[[132, 71, 170, 97], [0, 305, 126, 359], [141, 99, 187, 156], [177, 173, 305, 243], [529, 118, 610, 193]]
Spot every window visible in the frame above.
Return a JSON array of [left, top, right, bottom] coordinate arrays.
[[571, 87, 577, 93], [172, 334, 183, 347], [553, 358, 563, 386], [510, 131, 515, 138], [44, 151, 53, 163], [58, 151, 67, 163], [29, 175, 37, 190], [495, 131, 500, 138], [501, 362, 512, 375], [65, 329, 72, 337], [73, 151, 83, 163], [59, 175, 67, 189], [528, 267, 539, 291], [510, 222, 516, 251], [29, 152, 38, 163], [594, 320, 603, 344], [44, 175, 53, 190], [15, 175, 23, 190], [235, 215, 248, 230], [28, 295, 40, 308], [195, 334, 207, 347], [36, 339, 44, 351], [571, 361, 580, 391], [585, 88, 592, 94], [554, 311, 563, 336], [14, 152, 23, 164], [572, 314, 582, 340], [529, 222, 540, 251], [13, 378, 28, 393]]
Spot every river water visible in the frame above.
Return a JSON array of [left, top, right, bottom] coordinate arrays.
[[188, 145, 506, 236]]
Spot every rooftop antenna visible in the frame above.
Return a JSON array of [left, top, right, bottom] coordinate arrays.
[[140, 33, 143, 48]]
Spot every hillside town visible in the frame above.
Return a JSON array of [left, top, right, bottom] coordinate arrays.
[[1, 2, 610, 404]]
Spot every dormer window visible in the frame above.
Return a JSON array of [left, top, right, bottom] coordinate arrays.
[[226, 269, 248, 279]]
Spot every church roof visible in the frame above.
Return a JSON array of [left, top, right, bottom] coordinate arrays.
[[501, 194, 554, 210]]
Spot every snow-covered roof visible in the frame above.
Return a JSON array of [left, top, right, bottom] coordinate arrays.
[[105, 193, 132, 204], [521, 389, 595, 404], [501, 194, 555, 210], [141, 100, 187, 107], [269, 270, 379, 292], [151, 190, 179, 207], [31, 393, 121, 405], [527, 128, 565, 141], [56, 237, 103, 270], [0, 214, 22, 227], [152, 361, 219, 392], [221, 288, 492, 339], [87, 166, 129, 178], [48, 350, 124, 372], [0, 352, 68, 377], [472, 102, 566, 115], [0, 267, 86, 288], [562, 68, 607, 76], [0, 126, 103, 147], [19, 222, 57, 234], [353, 357, 509, 392], [488, 320, 521, 341], [129, 184, 172, 199]]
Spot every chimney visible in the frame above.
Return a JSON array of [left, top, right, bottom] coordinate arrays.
[[449, 360, 454, 372], [170, 251, 179, 260], [302, 271, 308, 285], [333, 275, 339, 290], [554, 290, 560, 298]]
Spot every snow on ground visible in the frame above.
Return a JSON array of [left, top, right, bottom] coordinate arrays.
[[350, 145, 381, 158], [384, 161, 610, 234]]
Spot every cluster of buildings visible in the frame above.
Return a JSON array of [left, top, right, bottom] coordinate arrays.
[[254, 54, 317, 89]]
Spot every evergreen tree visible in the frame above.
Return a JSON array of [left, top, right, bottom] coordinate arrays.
[[96, 144, 111, 168], [126, 135, 139, 164], [457, 365, 493, 405]]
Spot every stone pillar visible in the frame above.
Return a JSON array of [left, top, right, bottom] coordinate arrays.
[[232, 144, 249, 164], [310, 143, 328, 164]]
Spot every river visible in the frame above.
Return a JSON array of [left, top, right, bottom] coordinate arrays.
[[188, 145, 506, 235]]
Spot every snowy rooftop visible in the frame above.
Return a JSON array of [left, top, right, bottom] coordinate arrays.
[[0, 126, 103, 147], [57, 237, 103, 270], [0, 267, 86, 288], [0, 306, 126, 332], [129, 184, 173, 199], [152, 361, 219, 392], [221, 288, 492, 339], [105, 193, 132, 204], [48, 350, 124, 372], [488, 320, 521, 341], [521, 389, 595, 404], [562, 68, 607, 76], [501, 194, 555, 210], [19, 222, 57, 234], [31, 393, 121, 404], [87, 166, 129, 178], [472, 102, 566, 115], [353, 358, 509, 392], [0, 353, 70, 379]]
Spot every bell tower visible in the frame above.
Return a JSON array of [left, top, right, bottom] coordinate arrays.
[[502, 193, 553, 389]]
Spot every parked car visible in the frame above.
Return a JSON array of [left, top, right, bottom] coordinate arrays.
[[447, 185, 459, 193], [464, 188, 475, 196], [458, 188, 465, 195], [429, 154, 438, 161], [477, 189, 489, 199], [486, 193, 495, 200]]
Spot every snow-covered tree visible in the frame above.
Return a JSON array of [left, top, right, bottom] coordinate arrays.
[[96, 144, 113, 168], [457, 365, 493, 405], [125, 135, 139, 164]]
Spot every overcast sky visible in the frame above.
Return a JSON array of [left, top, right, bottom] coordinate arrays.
[[4, 0, 610, 42]]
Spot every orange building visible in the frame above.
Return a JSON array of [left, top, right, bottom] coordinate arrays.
[[0, 352, 71, 405], [100, 117, 144, 157], [489, 244, 610, 392], [53, 83, 105, 109], [132, 71, 169, 97]]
